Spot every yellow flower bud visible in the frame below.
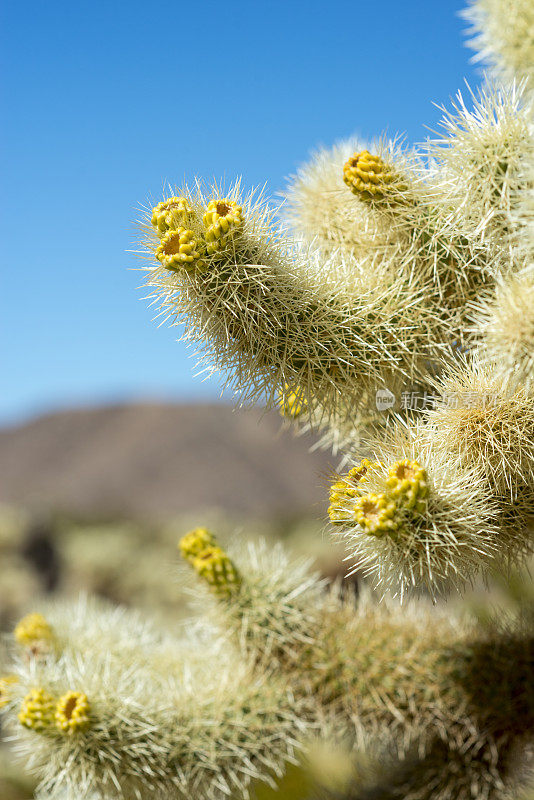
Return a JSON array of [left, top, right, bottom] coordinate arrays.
[[55, 691, 91, 734], [328, 481, 357, 525], [155, 227, 206, 273], [279, 384, 307, 418], [179, 527, 217, 561], [191, 545, 242, 597], [203, 198, 244, 255], [14, 613, 55, 654], [343, 151, 395, 201], [327, 459, 385, 525], [386, 458, 428, 512], [353, 493, 400, 537], [18, 688, 56, 732], [151, 196, 192, 234]]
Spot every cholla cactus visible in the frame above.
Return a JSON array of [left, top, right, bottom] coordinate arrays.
[[4, 2, 533, 799], [474, 264, 534, 390], [463, 0, 534, 85], [136, 0, 534, 598], [2, 538, 533, 799], [110, 0, 534, 794], [1, 592, 310, 800]]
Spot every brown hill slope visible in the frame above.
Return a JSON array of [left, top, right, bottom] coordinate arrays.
[[0, 403, 336, 519]]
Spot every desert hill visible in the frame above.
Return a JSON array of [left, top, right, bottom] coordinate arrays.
[[0, 403, 336, 520]]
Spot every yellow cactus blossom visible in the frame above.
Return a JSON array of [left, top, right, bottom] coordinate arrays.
[[0, 675, 19, 709], [179, 527, 217, 562], [14, 613, 55, 651], [151, 196, 192, 234], [203, 198, 244, 254], [279, 384, 307, 418], [55, 691, 91, 734], [155, 227, 206, 273], [18, 688, 56, 732], [191, 545, 242, 597], [342, 150, 395, 201], [386, 458, 428, 512], [353, 492, 400, 537]]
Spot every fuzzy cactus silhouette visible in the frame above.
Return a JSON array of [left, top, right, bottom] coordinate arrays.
[[2, 0, 534, 798]]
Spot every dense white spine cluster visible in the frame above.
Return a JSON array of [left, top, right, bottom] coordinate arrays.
[[463, 0, 534, 85]]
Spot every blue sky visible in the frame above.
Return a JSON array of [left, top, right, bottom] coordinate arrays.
[[1, 0, 480, 425]]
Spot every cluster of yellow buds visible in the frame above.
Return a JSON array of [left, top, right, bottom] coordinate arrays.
[[179, 529, 242, 598], [342, 150, 395, 201], [14, 613, 56, 656], [55, 691, 91, 734], [151, 196, 192, 233], [203, 198, 244, 255], [151, 195, 245, 272], [328, 458, 429, 538], [0, 675, 19, 709], [155, 227, 206, 273], [327, 459, 381, 524], [279, 384, 307, 418], [386, 458, 428, 513], [19, 688, 91, 735]]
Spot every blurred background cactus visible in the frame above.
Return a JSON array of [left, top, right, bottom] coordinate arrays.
[[2, 0, 534, 798]]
